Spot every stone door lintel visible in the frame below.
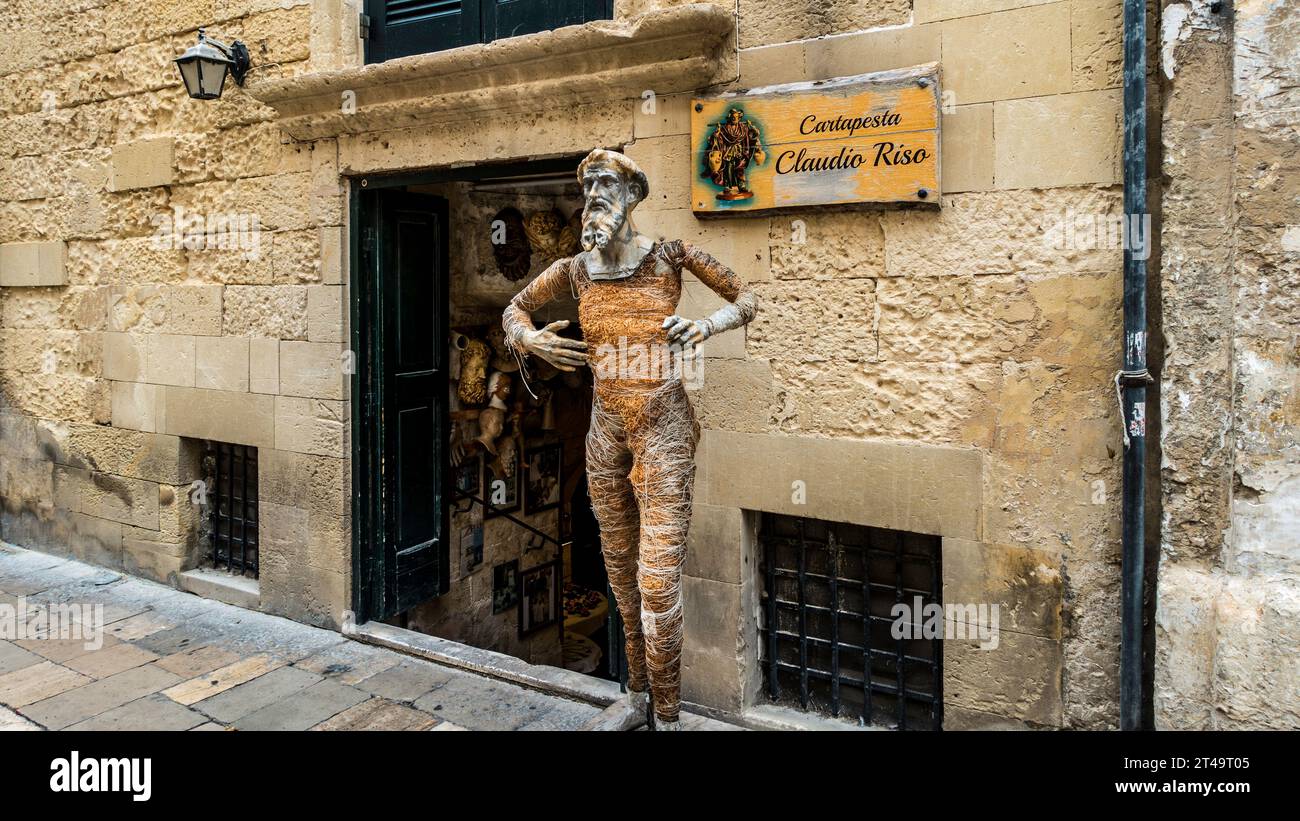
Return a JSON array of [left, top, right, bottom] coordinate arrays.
[[244, 4, 736, 141]]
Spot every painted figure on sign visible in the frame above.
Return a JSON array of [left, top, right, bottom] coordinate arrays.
[[503, 149, 758, 730], [702, 107, 766, 201]]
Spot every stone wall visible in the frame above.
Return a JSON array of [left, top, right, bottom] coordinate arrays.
[[649, 0, 1142, 728], [0, 0, 347, 628], [0, 0, 1163, 727], [1155, 0, 1299, 729]]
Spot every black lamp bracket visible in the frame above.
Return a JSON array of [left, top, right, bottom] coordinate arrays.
[[203, 31, 252, 86]]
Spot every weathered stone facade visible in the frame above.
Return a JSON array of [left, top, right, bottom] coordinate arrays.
[[0, 0, 1290, 729], [1155, 0, 1299, 729]]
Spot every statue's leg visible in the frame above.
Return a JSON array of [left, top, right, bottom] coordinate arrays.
[[585, 392, 646, 697], [628, 384, 698, 727]]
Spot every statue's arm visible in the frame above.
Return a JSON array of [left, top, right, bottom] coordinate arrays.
[[662, 241, 758, 347], [501, 257, 588, 371]]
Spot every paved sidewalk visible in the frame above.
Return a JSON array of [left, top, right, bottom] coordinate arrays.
[[0, 544, 734, 731]]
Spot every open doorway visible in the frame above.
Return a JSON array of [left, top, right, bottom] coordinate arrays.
[[350, 158, 624, 686]]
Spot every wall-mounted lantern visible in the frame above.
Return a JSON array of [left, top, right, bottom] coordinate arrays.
[[174, 28, 251, 100]]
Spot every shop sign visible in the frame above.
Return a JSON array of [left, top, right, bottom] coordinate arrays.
[[691, 64, 942, 214]]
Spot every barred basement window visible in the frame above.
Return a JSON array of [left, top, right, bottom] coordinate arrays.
[[204, 442, 259, 579], [758, 513, 942, 730]]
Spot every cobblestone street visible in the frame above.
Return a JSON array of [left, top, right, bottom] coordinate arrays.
[[0, 544, 733, 732]]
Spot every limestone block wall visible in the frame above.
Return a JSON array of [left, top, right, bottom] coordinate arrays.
[[0, 0, 350, 628], [616, 0, 1140, 728], [1156, 0, 1299, 729]]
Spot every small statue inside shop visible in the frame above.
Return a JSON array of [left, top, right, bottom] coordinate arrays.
[[503, 149, 758, 730]]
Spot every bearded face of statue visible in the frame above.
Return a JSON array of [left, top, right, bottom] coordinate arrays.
[[580, 163, 640, 253]]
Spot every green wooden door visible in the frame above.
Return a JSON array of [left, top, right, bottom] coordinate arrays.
[[355, 189, 450, 621], [367, 1, 481, 64], [365, 0, 614, 62]]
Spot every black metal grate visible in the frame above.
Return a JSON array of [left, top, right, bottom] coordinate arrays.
[[207, 442, 259, 578], [758, 513, 942, 730]]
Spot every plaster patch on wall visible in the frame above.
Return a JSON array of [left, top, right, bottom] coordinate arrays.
[[1234, 0, 1300, 120], [1162, 3, 1192, 80], [1281, 226, 1300, 253], [1232, 472, 1300, 573], [1162, 1, 1231, 80]]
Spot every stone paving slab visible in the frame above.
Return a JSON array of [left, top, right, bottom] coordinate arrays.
[[413, 674, 561, 731], [154, 644, 243, 678], [354, 658, 456, 702], [309, 697, 439, 731], [24, 583, 155, 627], [163, 655, 284, 706], [0, 704, 40, 730], [131, 625, 220, 657], [518, 699, 604, 731], [294, 641, 403, 686], [105, 611, 174, 642], [178, 611, 344, 664], [232, 679, 369, 731], [67, 600, 152, 628], [64, 693, 208, 731], [677, 712, 744, 731], [0, 546, 65, 576], [64, 643, 159, 679], [194, 665, 323, 724], [0, 641, 43, 675], [0, 660, 90, 708], [429, 721, 468, 730], [0, 577, 54, 597], [16, 634, 120, 664], [21, 664, 182, 730], [0, 561, 119, 597]]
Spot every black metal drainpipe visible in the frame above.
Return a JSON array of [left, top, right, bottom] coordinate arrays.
[[1119, 0, 1150, 731]]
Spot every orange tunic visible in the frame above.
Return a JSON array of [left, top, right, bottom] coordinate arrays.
[[503, 239, 753, 401]]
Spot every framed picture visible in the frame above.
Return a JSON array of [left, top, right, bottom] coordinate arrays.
[[483, 457, 520, 518], [492, 559, 519, 615], [454, 454, 481, 498], [518, 560, 560, 637], [524, 442, 562, 515], [456, 509, 484, 579]]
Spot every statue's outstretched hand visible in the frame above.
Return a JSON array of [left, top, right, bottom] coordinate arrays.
[[663, 314, 709, 348], [521, 319, 588, 372]]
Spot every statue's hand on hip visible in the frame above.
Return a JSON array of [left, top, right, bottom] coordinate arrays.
[[522, 319, 588, 371], [662, 314, 710, 348]]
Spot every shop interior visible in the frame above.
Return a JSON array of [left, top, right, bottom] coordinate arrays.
[[384, 158, 623, 684]]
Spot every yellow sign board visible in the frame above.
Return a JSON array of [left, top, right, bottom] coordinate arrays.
[[690, 64, 941, 215]]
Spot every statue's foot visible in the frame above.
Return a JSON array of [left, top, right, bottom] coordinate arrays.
[[581, 689, 649, 731], [655, 717, 682, 731]]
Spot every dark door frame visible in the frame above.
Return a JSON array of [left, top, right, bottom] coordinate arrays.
[[348, 157, 585, 625], [350, 180, 451, 624]]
